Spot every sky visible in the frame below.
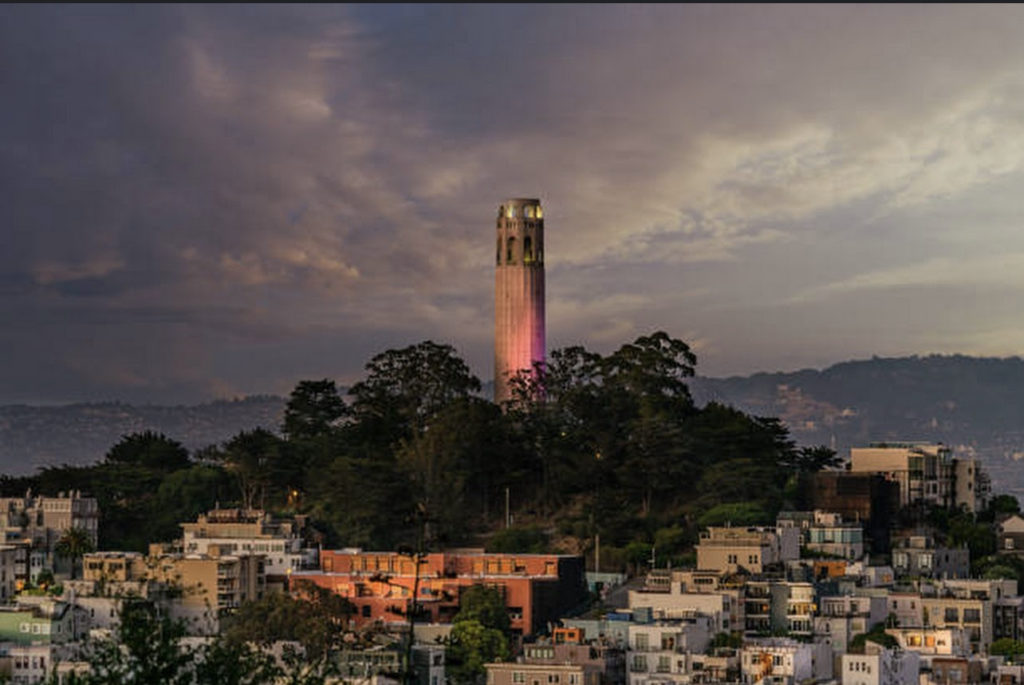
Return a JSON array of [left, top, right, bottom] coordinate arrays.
[[5, 4, 1024, 405]]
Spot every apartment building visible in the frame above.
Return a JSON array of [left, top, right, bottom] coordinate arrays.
[[920, 595, 992, 654], [695, 526, 799, 574], [180, 508, 314, 579], [627, 617, 713, 685], [486, 662, 599, 685], [840, 644, 920, 685], [884, 627, 967, 656], [891, 535, 969, 580], [739, 638, 832, 685], [629, 589, 738, 636], [777, 510, 865, 561], [0, 491, 98, 581], [741, 581, 814, 639], [294, 549, 586, 637], [849, 442, 953, 508], [953, 458, 992, 513], [814, 595, 888, 654]]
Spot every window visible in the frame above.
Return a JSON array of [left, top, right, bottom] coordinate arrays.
[[944, 607, 960, 623], [963, 608, 981, 624], [506, 237, 516, 264], [635, 633, 649, 650], [523, 236, 534, 264], [513, 673, 525, 683]]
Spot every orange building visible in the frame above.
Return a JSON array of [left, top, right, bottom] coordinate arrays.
[[290, 549, 586, 637]]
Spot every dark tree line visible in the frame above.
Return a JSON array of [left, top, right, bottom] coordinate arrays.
[[0, 332, 836, 567]]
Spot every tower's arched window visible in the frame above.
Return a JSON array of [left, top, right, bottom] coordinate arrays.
[[525, 205, 534, 219], [523, 236, 533, 264], [498, 205, 505, 219], [536, 205, 543, 219], [497, 237, 502, 265], [506, 236, 516, 264], [506, 205, 516, 219], [537, 247, 543, 264]]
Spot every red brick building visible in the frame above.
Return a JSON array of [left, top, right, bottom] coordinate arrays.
[[290, 549, 586, 637]]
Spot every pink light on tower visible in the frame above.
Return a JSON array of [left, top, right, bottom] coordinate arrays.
[[494, 198, 546, 405]]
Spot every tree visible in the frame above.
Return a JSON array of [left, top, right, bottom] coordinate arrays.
[[447, 620, 509, 685], [73, 600, 192, 684], [54, 527, 94, 580], [219, 429, 286, 511], [349, 341, 482, 439], [282, 380, 348, 443], [105, 431, 191, 472], [223, 583, 353, 659], [447, 587, 511, 685], [453, 585, 511, 635]]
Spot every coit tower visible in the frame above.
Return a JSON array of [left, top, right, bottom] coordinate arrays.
[[494, 198, 546, 405]]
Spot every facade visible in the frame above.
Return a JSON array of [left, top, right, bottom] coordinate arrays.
[[626, 617, 713, 685], [849, 442, 953, 508], [884, 627, 966, 656], [739, 638, 831, 685], [840, 645, 920, 685], [809, 472, 899, 554], [695, 526, 799, 574], [0, 491, 98, 581], [741, 581, 814, 638], [180, 508, 312, 579], [628, 590, 739, 636], [494, 198, 545, 405], [891, 535, 969, 579], [144, 550, 265, 622], [814, 595, 888, 654], [997, 515, 1024, 555], [295, 549, 586, 637], [486, 662, 599, 685], [953, 458, 991, 513]]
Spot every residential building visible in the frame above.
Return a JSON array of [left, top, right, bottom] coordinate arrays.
[[997, 515, 1024, 555], [695, 526, 799, 574], [884, 627, 966, 656], [928, 656, 983, 685], [486, 662, 599, 685], [742, 581, 814, 639], [627, 617, 713, 685], [739, 638, 832, 685], [809, 472, 899, 554], [849, 442, 953, 509], [891, 535, 969, 580], [295, 549, 586, 637], [814, 595, 888, 654], [517, 631, 624, 685], [180, 508, 315, 582], [0, 491, 98, 581], [952, 458, 991, 513], [839, 643, 920, 685], [920, 595, 992, 655], [777, 510, 865, 561], [629, 589, 738, 636]]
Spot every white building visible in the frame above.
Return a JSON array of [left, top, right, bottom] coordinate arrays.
[[815, 595, 889, 654], [627, 618, 714, 685], [740, 638, 832, 685], [840, 644, 919, 685]]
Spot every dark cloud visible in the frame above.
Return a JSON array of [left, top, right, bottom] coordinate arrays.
[[5, 5, 1024, 403]]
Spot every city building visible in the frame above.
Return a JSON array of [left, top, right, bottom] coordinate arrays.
[[809, 472, 899, 554], [952, 458, 991, 513], [180, 508, 314, 583], [849, 443, 953, 509], [997, 515, 1024, 555], [0, 491, 98, 582], [739, 638, 832, 685], [294, 549, 586, 637], [778, 510, 865, 560], [839, 643, 920, 685], [814, 594, 888, 654], [695, 526, 800, 574], [494, 198, 545, 405], [890, 535, 969, 580]]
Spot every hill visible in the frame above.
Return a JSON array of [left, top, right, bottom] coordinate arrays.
[[0, 397, 285, 475], [689, 354, 1024, 498]]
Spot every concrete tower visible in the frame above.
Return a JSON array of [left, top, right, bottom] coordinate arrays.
[[494, 198, 545, 405]]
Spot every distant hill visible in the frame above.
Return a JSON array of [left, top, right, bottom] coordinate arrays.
[[0, 397, 286, 475], [4, 355, 1024, 496], [689, 354, 1024, 498]]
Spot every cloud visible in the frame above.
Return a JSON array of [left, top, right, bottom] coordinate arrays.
[[6, 5, 1024, 401]]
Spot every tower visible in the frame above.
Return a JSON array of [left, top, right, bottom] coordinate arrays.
[[494, 198, 546, 405]]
